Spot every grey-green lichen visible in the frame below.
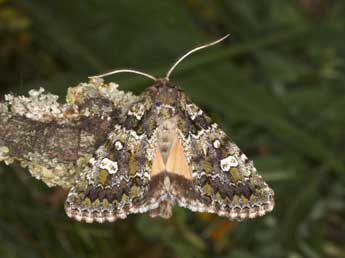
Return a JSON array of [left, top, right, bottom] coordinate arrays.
[[3, 78, 137, 123], [66, 78, 138, 118], [0, 146, 15, 166], [0, 146, 10, 162], [0, 78, 137, 188], [24, 152, 92, 188], [5, 87, 64, 122]]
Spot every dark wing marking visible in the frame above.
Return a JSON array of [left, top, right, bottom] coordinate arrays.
[[175, 97, 274, 220], [0, 79, 137, 187], [65, 95, 162, 223]]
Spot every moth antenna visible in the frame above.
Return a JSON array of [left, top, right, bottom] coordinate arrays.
[[89, 69, 157, 81], [165, 34, 230, 80]]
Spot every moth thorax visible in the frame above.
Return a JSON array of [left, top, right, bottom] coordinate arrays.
[[156, 104, 176, 120]]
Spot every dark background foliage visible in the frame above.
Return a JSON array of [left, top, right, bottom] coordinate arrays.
[[0, 1, 344, 258]]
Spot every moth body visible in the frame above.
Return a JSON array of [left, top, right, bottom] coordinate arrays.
[[65, 80, 274, 223]]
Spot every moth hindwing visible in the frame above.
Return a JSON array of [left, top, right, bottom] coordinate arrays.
[[65, 79, 274, 223]]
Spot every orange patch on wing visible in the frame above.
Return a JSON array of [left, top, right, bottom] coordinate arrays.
[[166, 136, 192, 179], [151, 146, 166, 176]]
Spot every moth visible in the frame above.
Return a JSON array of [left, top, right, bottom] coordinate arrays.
[[0, 35, 274, 223]]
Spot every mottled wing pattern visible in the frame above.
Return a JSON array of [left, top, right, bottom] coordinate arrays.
[[65, 95, 161, 223], [175, 97, 274, 220], [0, 79, 137, 187], [2, 75, 274, 222]]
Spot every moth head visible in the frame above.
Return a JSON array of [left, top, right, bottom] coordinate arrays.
[[144, 80, 180, 119]]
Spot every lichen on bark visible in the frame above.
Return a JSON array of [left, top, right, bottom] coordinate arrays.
[[0, 78, 137, 188]]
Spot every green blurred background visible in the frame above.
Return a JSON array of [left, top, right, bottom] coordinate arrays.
[[0, 1, 344, 258]]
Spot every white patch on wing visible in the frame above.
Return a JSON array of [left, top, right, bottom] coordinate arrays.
[[186, 103, 203, 120], [114, 141, 123, 150], [99, 158, 118, 174], [240, 153, 248, 162], [213, 139, 221, 149], [220, 155, 238, 171]]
